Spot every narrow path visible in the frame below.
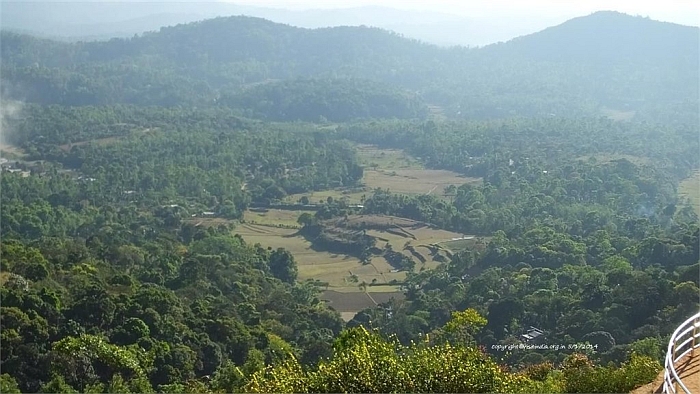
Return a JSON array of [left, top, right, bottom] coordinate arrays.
[[630, 350, 699, 394], [365, 291, 378, 306], [675, 349, 700, 393]]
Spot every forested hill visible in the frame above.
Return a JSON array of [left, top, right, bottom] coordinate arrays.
[[1, 11, 698, 122], [481, 11, 699, 66]]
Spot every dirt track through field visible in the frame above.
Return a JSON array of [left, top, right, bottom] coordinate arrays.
[[240, 224, 274, 234]]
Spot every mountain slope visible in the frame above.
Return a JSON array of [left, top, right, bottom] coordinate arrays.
[[0, 1, 568, 47], [1, 12, 697, 122], [483, 11, 699, 66]]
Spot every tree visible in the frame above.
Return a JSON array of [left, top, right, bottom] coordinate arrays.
[[442, 308, 488, 344], [358, 281, 367, 293], [297, 212, 314, 226], [0, 374, 21, 394], [269, 248, 298, 284]]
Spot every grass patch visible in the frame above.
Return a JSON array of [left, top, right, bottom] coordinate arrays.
[[321, 290, 405, 321], [0, 143, 27, 159], [182, 218, 236, 228], [356, 144, 424, 170], [287, 144, 481, 204], [58, 127, 157, 152], [364, 168, 479, 196], [243, 209, 314, 227], [233, 215, 467, 293], [357, 144, 480, 196], [679, 170, 700, 216], [285, 188, 366, 205], [233, 224, 369, 287]]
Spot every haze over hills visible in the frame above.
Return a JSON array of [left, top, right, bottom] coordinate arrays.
[[0, 1, 591, 47], [2, 10, 697, 124], [2, 3, 700, 394]]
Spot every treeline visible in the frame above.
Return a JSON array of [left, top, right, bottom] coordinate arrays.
[[337, 118, 700, 181]]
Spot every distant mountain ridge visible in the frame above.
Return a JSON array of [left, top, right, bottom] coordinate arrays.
[[1, 11, 698, 123], [483, 11, 698, 65], [0, 2, 589, 47]]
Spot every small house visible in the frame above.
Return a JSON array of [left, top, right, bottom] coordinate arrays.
[[520, 326, 545, 342]]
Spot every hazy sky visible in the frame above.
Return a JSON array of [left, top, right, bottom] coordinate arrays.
[[230, 0, 700, 26]]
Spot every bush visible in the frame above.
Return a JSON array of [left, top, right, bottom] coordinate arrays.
[[561, 353, 660, 393]]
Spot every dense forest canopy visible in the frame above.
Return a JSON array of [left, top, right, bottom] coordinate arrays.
[[0, 8, 698, 394], [1, 11, 697, 122]]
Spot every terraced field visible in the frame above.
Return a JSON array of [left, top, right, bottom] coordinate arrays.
[[235, 213, 472, 321]]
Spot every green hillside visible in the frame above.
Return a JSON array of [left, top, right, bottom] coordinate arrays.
[[1, 9, 698, 394], [2, 12, 697, 121]]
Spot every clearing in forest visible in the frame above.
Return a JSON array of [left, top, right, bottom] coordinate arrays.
[[679, 170, 700, 216], [235, 213, 474, 320], [286, 144, 480, 204], [357, 144, 480, 196], [182, 217, 236, 228], [236, 214, 469, 288], [0, 142, 27, 158], [243, 208, 315, 228], [58, 127, 158, 152], [234, 221, 407, 288]]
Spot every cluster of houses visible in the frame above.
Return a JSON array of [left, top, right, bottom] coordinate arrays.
[[0, 158, 31, 177]]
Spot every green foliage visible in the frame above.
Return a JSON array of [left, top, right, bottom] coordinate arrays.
[[1, 11, 697, 393], [444, 308, 488, 335], [268, 248, 298, 284], [221, 78, 428, 122], [246, 326, 535, 393], [244, 326, 660, 393], [0, 374, 21, 394], [50, 334, 149, 389], [561, 353, 661, 393], [2, 13, 697, 123]]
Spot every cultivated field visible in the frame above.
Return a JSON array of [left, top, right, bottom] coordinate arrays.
[[679, 170, 700, 216], [59, 137, 121, 152], [240, 144, 482, 319], [440, 237, 488, 252], [182, 217, 236, 228], [321, 290, 406, 321], [286, 144, 481, 204], [243, 208, 314, 227], [234, 213, 471, 320], [364, 168, 477, 196], [356, 144, 424, 170], [312, 214, 469, 282], [233, 223, 374, 287], [58, 127, 158, 152], [358, 144, 479, 196]]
